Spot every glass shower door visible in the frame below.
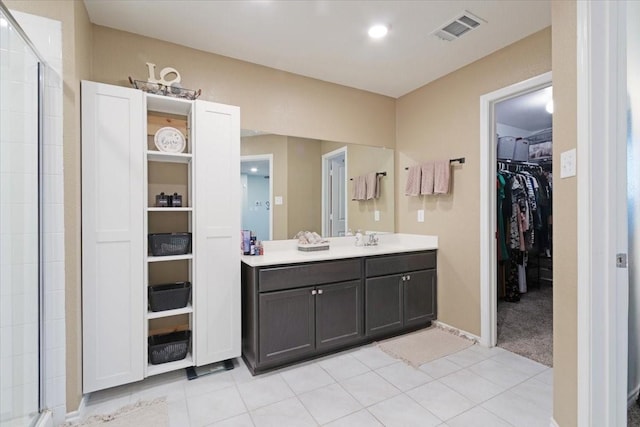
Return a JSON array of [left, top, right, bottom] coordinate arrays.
[[0, 8, 42, 427]]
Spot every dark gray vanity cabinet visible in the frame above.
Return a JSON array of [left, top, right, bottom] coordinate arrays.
[[242, 259, 363, 373], [365, 251, 437, 338], [242, 250, 437, 374]]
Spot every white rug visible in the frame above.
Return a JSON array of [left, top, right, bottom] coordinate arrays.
[[377, 327, 474, 367], [62, 398, 169, 427]]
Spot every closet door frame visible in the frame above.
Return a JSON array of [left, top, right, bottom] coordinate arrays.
[[478, 71, 552, 350]]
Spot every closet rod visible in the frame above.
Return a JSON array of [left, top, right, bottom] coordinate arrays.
[[349, 171, 386, 181], [403, 157, 466, 170]]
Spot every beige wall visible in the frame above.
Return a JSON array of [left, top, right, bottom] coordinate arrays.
[[395, 28, 552, 335], [4, 0, 93, 412], [287, 137, 322, 237], [551, 1, 578, 425], [241, 135, 289, 240], [91, 26, 396, 149]]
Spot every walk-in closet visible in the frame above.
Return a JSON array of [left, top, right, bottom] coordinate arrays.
[[495, 86, 553, 367]]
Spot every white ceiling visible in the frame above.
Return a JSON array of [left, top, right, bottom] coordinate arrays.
[[83, 0, 550, 98], [496, 86, 553, 132]]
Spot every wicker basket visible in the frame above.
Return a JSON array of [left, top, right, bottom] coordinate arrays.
[[148, 282, 191, 312], [148, 330, 191, 365], [148, 233, 192, 256]]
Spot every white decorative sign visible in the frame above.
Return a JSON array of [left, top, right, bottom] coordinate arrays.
[[146, 62, 182, 86]]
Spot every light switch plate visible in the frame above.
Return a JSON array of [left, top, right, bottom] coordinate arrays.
[[374, 210, 380, 221], [274, 196, 283, 205], [560, 149, 576, 178], [417, 209, 425, 222]]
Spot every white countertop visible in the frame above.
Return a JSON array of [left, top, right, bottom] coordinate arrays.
[[241, 233, 438, 267]]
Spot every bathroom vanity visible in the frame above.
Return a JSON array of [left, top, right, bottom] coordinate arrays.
[[240, 234, 438, 374]]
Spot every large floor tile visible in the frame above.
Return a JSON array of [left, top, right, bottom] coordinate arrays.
[[298, 383, 362, 425], [367, 394, 441, 427], [467, 344, 507, 358], [185, 370, 236, 398], [491, 351, 548, 377], [211, 413, 255, 426], [407, 380, 474, 421], [322, 409, 382, 427], [236, 375, 294, 411], [439, 369, 507, 404], [317, 353, 370, 381], [167, 399, 190, 427], [446, 406, 513, 427], [351, 345, 398, 369], [134, 375, 187, 404], [444, 347, 490, 368], [250, 397, 316, 427], [467, 358, 531, 388], [482, 390, 553, 427], [418, 358, 463, 379], [280, 363, 335, 394], [339, 371, 401, 406], [230, 359, 259, 384], [533, 368, 554, 386], [187, 386, 247, 427], [509, 377, 553, 415], [375, 362, 434, 392]]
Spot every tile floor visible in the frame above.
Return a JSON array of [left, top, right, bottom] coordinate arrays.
[[83, 344, 553, 427]]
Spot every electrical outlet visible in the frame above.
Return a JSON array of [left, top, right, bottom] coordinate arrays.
[[374, 210, 380, 221], [274, 196, 283, 205], [417, 209, 425, 222]]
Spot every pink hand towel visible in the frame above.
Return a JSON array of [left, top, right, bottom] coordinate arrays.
[[420, 162, 435, 195], [405, 165, 422, 196], [365, 172, 377, 200], [434, 160, 451, 194], [352, 175, 367, 201]]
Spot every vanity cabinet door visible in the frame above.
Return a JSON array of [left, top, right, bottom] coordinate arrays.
[[365, 275, 403, 337], [258, 287, 316, 365], [403, 269, 437, 328], [316, 280, 363, 351]]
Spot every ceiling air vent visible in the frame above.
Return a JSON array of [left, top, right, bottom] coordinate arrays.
[[432, 11, 485, 42]]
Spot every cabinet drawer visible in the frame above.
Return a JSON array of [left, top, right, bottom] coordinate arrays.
[[259, 259, 361, 292], [366, 251, 436, 278]]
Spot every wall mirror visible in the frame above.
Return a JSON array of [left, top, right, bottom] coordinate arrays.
[[240, 131, 395, 241]]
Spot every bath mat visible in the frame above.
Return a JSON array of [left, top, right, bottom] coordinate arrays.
[[61, 398, 168, 427], [377, 327, 474, 367]]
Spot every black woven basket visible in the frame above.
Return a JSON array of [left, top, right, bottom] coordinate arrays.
[[148, 330, 191, 365], [148, 232, 192, 256], [148, 282, 191, 312]]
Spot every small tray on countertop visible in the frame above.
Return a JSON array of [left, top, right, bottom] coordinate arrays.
[[297, 243, 330, 252]]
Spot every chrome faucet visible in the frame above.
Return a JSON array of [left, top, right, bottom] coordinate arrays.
[[366, 233, 379, 246]]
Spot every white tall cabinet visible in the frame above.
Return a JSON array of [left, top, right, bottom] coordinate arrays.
[[82, 81, 241, 393]]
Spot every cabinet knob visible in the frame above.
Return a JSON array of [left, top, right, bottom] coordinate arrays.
[[317, 289, 323, 295], [311, 290, 317, 295], [401, 276, 406, 281], [407, 275, 411, 280]]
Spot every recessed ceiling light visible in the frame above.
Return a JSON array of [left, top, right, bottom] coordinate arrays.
[[546, 100, 554, 114], [368, 24, 388, 39], [250, 167, 258, 173]]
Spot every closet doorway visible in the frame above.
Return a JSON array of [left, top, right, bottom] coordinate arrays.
[[479, 72, 552, 354], [494, 86, 553, 366]]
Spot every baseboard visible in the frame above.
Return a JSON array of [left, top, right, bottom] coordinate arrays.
[[65, 395, 87, 423], [628, 384, 640, 407], [433, 320, 481, 343], [35, 410, 53, 427], [549, 416, 560, 427]]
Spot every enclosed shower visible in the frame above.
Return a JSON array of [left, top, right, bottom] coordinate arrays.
[[1, 4, 65, 426]]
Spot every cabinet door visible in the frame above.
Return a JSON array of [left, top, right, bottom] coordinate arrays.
[[193, 100, 241, 365], [316, 280, 363, 350], [81, 81, 144, 392], [365, 275, 403, 337], [403, 270, 437, 327], [259, 288, 316, 364]]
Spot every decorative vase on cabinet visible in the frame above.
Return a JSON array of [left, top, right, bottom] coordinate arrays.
[[81, 80, 241, 393]]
